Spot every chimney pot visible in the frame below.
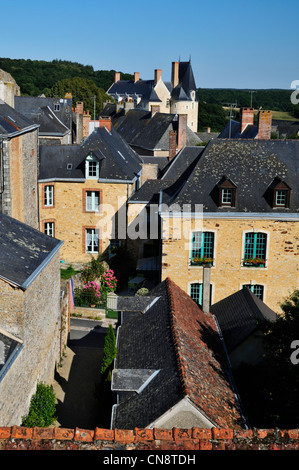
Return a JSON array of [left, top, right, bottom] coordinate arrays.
[[258, 110, 272, 140], [134, 72, 140, 83], [241, 107, 254, 133], [114, 72, 120, 83]]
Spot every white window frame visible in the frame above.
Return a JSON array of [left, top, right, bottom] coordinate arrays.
[[86, 191, 100, 212], [44, 185, 54, 207], [44, 221, 55, 237], [85, 154, 99, 179], [85, 228, 99, 253], [241, 230, 269, 269]]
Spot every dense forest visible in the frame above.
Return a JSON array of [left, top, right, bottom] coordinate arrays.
[[1, 58, 298, 131]]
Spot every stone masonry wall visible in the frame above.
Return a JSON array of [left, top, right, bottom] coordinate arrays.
[[0, 253, 63, 426], [39, 180, 132, 264], [0, 426, 298, 450], [161, 217, 299, 313]]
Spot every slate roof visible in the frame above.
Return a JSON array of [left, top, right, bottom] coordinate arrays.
[[0, 213, 63, 289], [39, 126, 142, 182], [112, 109, 201, 152], [107, 79, 161, 102], [218, 119, 258, 139], [171, 61, 198, 102], [112, 278, 245, 429], [210, 287, 278, 352], [25, 105, 70, 137], [162, 139, 299, 213], [272, 119, 299, 138], [0, 99, 38, 136], [14, 95, 72, 130]]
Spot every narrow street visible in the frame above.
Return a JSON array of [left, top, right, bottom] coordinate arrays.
[[52, 318, 116, 430]]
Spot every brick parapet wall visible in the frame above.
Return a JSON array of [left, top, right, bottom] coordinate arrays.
[[0, 426, 298, 450]]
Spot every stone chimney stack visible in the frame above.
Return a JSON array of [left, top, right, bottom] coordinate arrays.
[[171, 62, 179, 88], [155, 69, 162, 85], [114, 72, 120, 83], [202, 265, 211, 314], [98, 117, 112, 132], [258, 110, 272, 140], [134, 72, 140, 83], [177, 114, 187, 150], [151, 105, 160, 117], [241, 108, 254, 133]]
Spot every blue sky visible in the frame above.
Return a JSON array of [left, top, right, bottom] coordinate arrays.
[[1, 0, 298, 89]]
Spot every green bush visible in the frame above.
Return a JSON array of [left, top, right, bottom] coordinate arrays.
[[22, 382, 57, 427], [100, 325, 117, 379]]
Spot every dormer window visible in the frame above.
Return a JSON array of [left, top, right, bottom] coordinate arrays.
[[85, 153, 99, 179], [269, 177, 291, 208], [217, 176, 237, 207]]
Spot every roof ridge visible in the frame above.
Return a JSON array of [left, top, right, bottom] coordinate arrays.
[[165, 277, 190, 397]]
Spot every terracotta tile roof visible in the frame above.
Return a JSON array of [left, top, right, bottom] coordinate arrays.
[[165, 277, 245, 429]]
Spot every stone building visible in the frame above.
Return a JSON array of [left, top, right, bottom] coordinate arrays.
[[0, 213, 63, 426], [106, 59, 199, 132], [127, 138, 299, 314], [38, 121, 143, 264], [0, 69, 20, 108], [0, 99, 39, 230]]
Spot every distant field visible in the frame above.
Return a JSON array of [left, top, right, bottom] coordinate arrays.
[[223, 107, 299, 121]]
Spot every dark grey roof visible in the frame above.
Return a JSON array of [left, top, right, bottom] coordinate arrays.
[[0, 99, 38, 136], [161, 146, 204, 181], [272, 119, 299, 138], [14, 95, 72, 130], [117, 295, 158, 312], [129, 179, 171, 204], [210, 287, 278, 352], [0, 213, 63, 289], [218, 119, 258, 139], [164, 139, 299, 213], [113, 109, 201, 152], [170, 61, 198, 102], [107, 79, 161, 102], [139, 156, 169, 175], [27, 106, 70, 136], [0, 330, 23, 382], [39, 126, 142, 182], [111, 281, 183, 429]]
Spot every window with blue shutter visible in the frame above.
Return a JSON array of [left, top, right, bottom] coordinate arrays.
[[190, 283, 212, 306]]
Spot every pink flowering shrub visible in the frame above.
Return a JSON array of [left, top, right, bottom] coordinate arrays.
[[101, 269, 117, 300]]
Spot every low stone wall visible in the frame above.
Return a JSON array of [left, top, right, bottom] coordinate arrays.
[[0, 426, 298, 450]]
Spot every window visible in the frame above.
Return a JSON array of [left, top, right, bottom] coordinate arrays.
[[44, 185, 54, 207], [54, 104, 60, 111], [275, 190, 287, 207], [243, 232, 267, 267], [85, 228, 99, 253], [44, 222, 55, 237], [217, 176, 236, 207], [86, 191, 100, 212], [243, 284, 264, 301], [191, 231, 214, 265], [85, 154, 99, 179], [190, 283, 212, 306]]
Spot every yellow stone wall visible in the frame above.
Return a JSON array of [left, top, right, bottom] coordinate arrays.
[[160, 216, 299, 313], [39, 179, 133, 264]]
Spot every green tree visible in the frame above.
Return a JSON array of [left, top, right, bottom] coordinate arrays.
[[49, 77, 113, 116], [100, 325, 117, 380]]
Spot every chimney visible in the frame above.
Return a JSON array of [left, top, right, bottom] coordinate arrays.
[[134, 72, 140, 83], [75, 102, 84, 114], [202, 265, 211, 314], [98, 117, 111, 132], [177, 114, 187, 150], [169, 130, 177, 160], [155, 69, 162, 85], [114, 72, 120, 83], [151, 105, 160, 117], [258, 110, 272, 140], [241, 107, 254, 133], [171, 62, 179, 88]]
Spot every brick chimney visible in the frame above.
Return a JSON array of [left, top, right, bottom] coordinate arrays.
[[75, 102, 84, 114], [241, 107, 254, 133], [258, 110, 272, 140], [114, 72, 120, 83], [98, 117, 112, 132], [171, 62, 179, 88], [155, 69, 162, 85], [169, 130, 177, 160], [177, 114, 187, 150], [202, 265, 211, 314], [134, 72, 140, 83]]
